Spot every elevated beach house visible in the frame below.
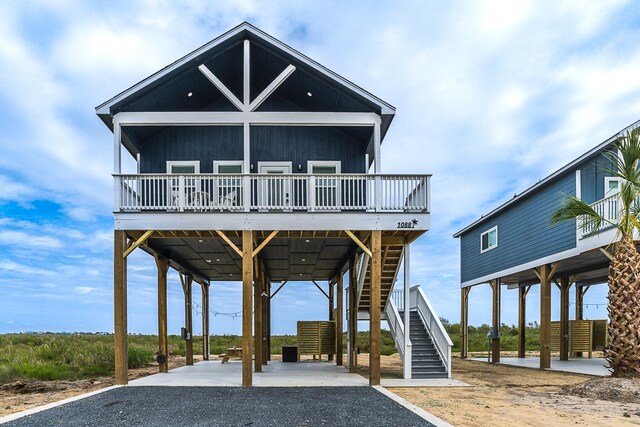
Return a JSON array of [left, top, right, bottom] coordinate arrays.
[[96, 23, 443, 386], [454, 120, 639, 369]]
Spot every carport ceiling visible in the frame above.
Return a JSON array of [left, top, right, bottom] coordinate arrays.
[[148, 237, 354, 282]]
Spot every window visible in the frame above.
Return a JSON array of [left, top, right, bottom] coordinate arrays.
[[166, 161, 200, 209], [308, 161, 341, 209], [214, 161, 243, 174], [604, 177, 620, 197], [213, 161, 243, 207], [481, 226, 498, 253]]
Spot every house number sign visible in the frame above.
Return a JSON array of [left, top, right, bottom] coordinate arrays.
[[397, 219, 418, 229]]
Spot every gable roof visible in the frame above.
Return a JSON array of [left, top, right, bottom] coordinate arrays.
[[96, 22, 395, 134], [453, 119, 640, 238]]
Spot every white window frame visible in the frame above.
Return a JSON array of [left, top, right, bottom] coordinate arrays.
[[604, 176, 621, 197], [307, 160, 341, 174], [480, 225, 498, 253], [213, 160, 243, 174], [166, 161, 200, 210]]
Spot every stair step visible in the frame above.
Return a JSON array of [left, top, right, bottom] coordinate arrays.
[[412, 361, 443, 368], [411, 372, 448, 379]]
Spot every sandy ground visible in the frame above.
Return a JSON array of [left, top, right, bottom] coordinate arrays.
[[358, 353, 640, 427], [4, 353, 640, 426]]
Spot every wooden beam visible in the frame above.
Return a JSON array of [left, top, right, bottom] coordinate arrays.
[[199, 64, 244, 111], [539, 264, 552, 369], [123, 229, 154, 258], [560, 277, 570, 361], [215, 230, 242, 257], [518, 285, 527, 358], [266, 278, 272, 361], [491, 280, 501, 363], [270, 281, 288, 299], [261, 269, 268, 365], [253, 230, 279, 258], [349, 254, 358, 373], [114, 230, 128, 385], [312, 281, 330, 299], [155, 254, 169, 373], [181, 274, 193, 366], [344, 229, 372, 258], [242, 230, 253, 387], [201, 282, 210, 360], [249, 65, 296, 111], [254, 260, 263, 373], [460, 286, 470, 359], [336, 272, 344, 366], [328, 281, 335, 362], [370, 230, 381, 386]]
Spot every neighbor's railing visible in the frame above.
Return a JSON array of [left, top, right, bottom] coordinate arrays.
[[114, 173, 430, 213], [578, 193, 620, 238]]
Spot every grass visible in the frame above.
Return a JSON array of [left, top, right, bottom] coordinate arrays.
[[0, 324, 540, 383]]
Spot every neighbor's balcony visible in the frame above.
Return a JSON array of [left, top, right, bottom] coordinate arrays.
[[114, 173, 430, 213], [578, 193, 620, 238]]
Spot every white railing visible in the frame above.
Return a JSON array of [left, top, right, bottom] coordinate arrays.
[[385, 297, 409, 368], [114, 173, 430, 213], [578, 193, 620, 238], [410, 286, 453, 378], [355, 253, 370, 309], [391, 289, 405, 311]]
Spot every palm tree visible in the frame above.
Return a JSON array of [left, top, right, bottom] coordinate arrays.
[[551, 127, 640, 378]]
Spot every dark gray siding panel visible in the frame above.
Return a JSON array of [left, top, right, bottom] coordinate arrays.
[[460, 171, 577, 283], [250, 126, 367, 173], [579, 150, 615, 205], [139, 126, 243, 173]]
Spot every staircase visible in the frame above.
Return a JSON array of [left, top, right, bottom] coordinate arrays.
[[358, 244, 404, 312], [405, 310, 447, 378]]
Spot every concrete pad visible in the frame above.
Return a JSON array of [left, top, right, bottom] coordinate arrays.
[[469, 356, 610, 376], [128, 360, 369, 387], [381, 378, 470, 387]]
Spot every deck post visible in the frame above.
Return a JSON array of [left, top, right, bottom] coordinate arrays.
[[266, 278, 272, 361], [242, 230, 253, 387], [254, 259, 263, 373], [560, 277, 571, 361], [403, 243, 411, 377], [575, 284, 585, 357], [370, 230, 381, 385], [201, 282, 210, 360], [490, 279, 501, 363], [336, 273, 344, 366], [539, 264, 552, 369], [517, 285, 530, 358], [182, 274, 194, 366], [114, 230, 128, 385], [460, 286, 470, 359], [349, 255, 358, 373], [329, 281, 334, 361], [261, 270, 268, 365], [155, 255, 169, 373]]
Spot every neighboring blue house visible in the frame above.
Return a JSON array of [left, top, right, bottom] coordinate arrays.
[[454, 120, 639, 369]]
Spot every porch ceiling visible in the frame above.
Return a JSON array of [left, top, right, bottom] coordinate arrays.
[[499, 247, 611, 287]]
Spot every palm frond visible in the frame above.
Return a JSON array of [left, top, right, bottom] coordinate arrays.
[[551, 196, 612, 233]]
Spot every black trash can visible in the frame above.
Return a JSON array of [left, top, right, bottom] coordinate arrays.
[[282, 345, 298, 362]]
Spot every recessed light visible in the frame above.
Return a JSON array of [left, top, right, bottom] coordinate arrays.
[[299, 273, 303, 276], [301, 258, 306, 262], [305, 239, 310, 243], [229, 273, 233, 276], [216, 259, 220, 262], [206, 259, 211, 263], [306, 91, 312, 97], [188, 92, 193, 97], [198, 239, 203, 242]]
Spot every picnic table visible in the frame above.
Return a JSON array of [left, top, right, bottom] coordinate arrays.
[[220, 347, 242, 363]]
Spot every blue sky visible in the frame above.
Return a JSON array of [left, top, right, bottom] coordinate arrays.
[[1, 1, 639, 335]]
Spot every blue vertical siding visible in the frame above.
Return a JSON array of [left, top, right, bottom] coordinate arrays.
[[578, 149, 615, 204], [460, 171, 577, 283]]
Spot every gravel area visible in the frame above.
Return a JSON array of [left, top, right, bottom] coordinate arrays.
[[5, 386, 433, 426]]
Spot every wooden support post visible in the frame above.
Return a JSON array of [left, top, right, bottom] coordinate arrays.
[[460, 287, 470, 359], [114, 230, 128, 385], [254, 260, 263, 373], [155, 255, 169, 373], [267, 279, 272, 361], [329, 281, 334, 361], [491, 279, 501, 363], [370, 230, 381, 385], [539, 264, 552, 369], [201, 283, 210, 360], [349, 255, 358, 373], [518, 285, 530, 358], [183, 275, 194, 366], [242, 230, 253, 387], [575, 284, 584, 357], [560, 277, 571, 361], [336, 273, 344, 366]]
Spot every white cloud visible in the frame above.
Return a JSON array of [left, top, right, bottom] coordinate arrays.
[[0, 230, 63, 249]]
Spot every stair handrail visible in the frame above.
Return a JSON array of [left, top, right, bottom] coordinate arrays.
[[410, 285, 453, 378], [355, 252, 370, 309], [385, 297, 411, 368]]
